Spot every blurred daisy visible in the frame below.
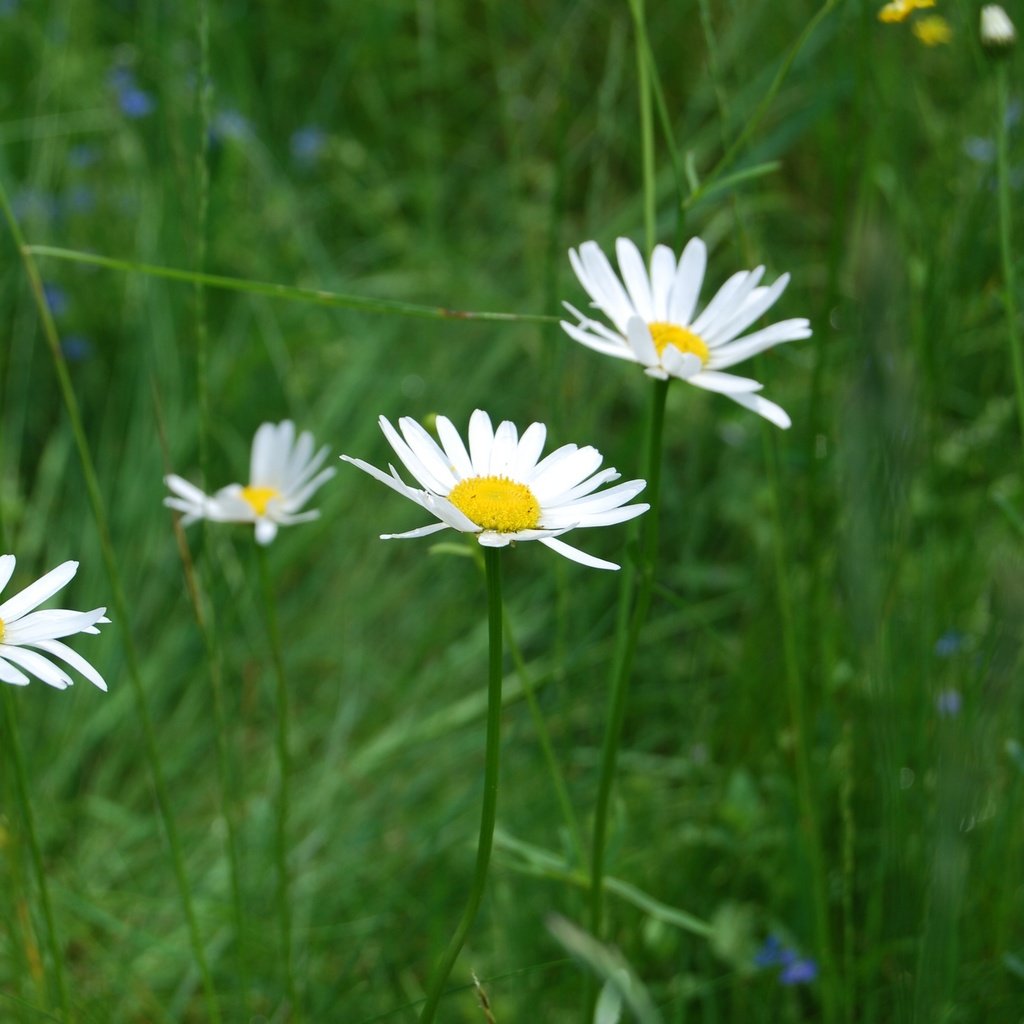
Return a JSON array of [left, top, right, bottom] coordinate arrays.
[[0, 555, 109, 690], [561, 237, 811, 428], [341, 410, 648, 570], [165, 420, 335, 545], [877, 0, 934, 23], [981, 5, 1016, 50], [913, 15, 952, 45]]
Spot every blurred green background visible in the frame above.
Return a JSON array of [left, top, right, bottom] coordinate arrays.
[[1, 0, 1023, 1020]]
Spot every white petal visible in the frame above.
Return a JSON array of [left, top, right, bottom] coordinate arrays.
[[0, 555, 15, 594], [706, 319, 811, 370], [660, 344, 703, 380], [435, 415, 474, 479], [5, 608, 107, 644], [0, 655, 31, 685], [542, 466, 620, 506], [0, 561, 78, 624], [531, 446, 603, 501], [691, 268, 763, 337], [510, 422, 547, 479], [341, 455, 423, 502], [476, 532, 513, 548], [399, 416, 459, 491], [726, 390, 792, 429], [703, 273, 789, 347], [625, 317, 660, 369], [560, 318, 637, 362], [255, 519, 279, 545], [615, 238, 654, 321], [33, 639, 108, 691], [649, 245, 677, 320], [668, 237, 707, 326], [0, 645, 73, 689], [381, 523, 451, 541], [577, 242, 637, 333], [280, 467, 335, 513], [539, 536, 620, 571], [379, 416, 450, 494], [687, 370, 764, 394], [488, 420, 519, 476], [468, 410, 495, 477]]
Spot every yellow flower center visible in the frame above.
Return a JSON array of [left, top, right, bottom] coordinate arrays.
[[240, 485, 281, 516], [448, 476, 541, 533], [648, 321, 710, 365], [0, 617, 5, 643]]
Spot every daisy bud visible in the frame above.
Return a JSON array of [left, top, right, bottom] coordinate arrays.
[[981, 5, 1017, 51]]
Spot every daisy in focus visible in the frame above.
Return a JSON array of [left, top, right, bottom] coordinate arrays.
[[0, 555, 109, 690], [561, 237, 811, 428], [341, 410, 648, 570], [165, 420, 336, 545]]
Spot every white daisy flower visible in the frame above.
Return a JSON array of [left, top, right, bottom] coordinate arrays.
[[341, 410, 649, 571], [0, 555, 109, 691], [561, 236, 812, 428], [164, 420, 336, 545], [981, 5, 1016, 49]]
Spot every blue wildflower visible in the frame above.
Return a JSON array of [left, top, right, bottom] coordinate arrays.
[[934, 630, 965, 657], [109, 67, 154, 119], [754, 935, 786, 967], [290, 125, 326, 166], [43, 283, 68, 317], [61, 335, 93, 362], [936, 688, 962, 717], [212, 109, 251, 142], [779, 958, 818, 986]]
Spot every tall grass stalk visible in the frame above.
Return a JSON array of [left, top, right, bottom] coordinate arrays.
[[995, 63, 1024, 451], [2, 688, 72, 1022], [587, 379, 668, 989], [0, 178, 224, 1024], [418, 547, 504, 1023], [257, 546, 299, 1018]]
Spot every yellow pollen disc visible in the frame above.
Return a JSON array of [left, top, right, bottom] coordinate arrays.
[[240, 485, 281, 516], [448, 476, 541, 533], [648, 321, 710, 365], [0, 617, 5, 643]]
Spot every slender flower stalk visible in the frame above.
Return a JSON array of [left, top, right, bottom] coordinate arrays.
[[2, 689, 72, 1020], [417, 547, 504, 1023], [994, 60, 1024, 450], [256, 547, 299, 1019]]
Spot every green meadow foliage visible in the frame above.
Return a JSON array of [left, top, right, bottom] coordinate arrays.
[[1, 0, 1022, 1021]]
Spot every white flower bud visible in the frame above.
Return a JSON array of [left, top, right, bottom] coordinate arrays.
[[981, 5, 1017, 50]]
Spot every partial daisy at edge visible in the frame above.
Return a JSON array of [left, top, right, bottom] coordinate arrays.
[[164, 420, 336, 545], [0, 554, 110, 691], [341, 409, 649, 571], [560, 236, 812, 429]]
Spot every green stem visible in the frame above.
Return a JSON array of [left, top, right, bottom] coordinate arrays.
[[418, 547, 504, 1023], [588, 379, 668, 943], [996, 64, 1024, 450], [2, 689, 72, 1021], [257, 547, 298, 1019], [627, 0, 656, 253], [0, 177, 223, 1024]]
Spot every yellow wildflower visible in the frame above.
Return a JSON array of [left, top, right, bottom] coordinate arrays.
[[913, 14, 953, 45]]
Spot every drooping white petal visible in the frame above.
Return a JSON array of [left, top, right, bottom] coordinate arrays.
[[33, 639, 108, 691], [0, 560, 78, 624], [725, 390, 792, 429], [0, 656, 30, 685], [560, 318, 637, 361], [539, 536, 620, 571], [687, 370, 764, 395], [381, 523, 451, 541], [0, 644, 73, 689]]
